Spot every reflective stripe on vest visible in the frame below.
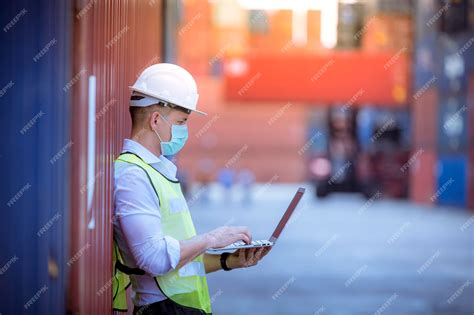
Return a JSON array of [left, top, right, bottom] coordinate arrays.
[[112, 152, 212, 314]]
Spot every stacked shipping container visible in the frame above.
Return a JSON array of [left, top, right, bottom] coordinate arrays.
[[0, 1, 72, 314], [411, 0, 474, 209]]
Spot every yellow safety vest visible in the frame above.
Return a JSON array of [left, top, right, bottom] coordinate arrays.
[[112, 152, 212, 314]]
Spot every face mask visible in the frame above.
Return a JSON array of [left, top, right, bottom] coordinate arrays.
[[153, 114, 189, 156]]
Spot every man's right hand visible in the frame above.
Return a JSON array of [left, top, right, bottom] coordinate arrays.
[[205, 226, 252, 249]]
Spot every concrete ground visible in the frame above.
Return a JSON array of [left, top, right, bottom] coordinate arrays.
[[190, 184, 474, 315]]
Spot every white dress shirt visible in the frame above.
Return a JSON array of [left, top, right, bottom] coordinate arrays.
[[113, 139, 181, 306]]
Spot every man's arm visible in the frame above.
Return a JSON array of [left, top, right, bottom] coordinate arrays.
[[116, 167, 181, 276], [203, 254, 222, 273], [116, 165, 252, 275], [175, 226, 253, 270], [203, 247, 272, 273]]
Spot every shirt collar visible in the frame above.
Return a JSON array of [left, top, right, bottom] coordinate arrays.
[[122, 139, 161, 164], [121, 139, 178, 180]]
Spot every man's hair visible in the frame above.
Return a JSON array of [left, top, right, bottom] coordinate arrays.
[[129, 104, 166, 128], [129, 100, 191, 128]]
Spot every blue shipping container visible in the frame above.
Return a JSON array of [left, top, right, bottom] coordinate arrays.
[[436, 155, 467, 207], [0, 0, 72, 314]]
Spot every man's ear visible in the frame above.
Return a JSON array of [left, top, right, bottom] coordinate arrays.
[[149, 111, 161, 130]]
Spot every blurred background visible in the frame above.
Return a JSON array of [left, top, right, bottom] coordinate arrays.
[[0, 0, 473, 314]]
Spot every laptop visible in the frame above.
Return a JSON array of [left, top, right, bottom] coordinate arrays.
[[207, 187, 305, 253]]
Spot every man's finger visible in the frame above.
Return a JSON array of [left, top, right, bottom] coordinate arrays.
[[260, 246, 272, 258], [255, 247, 265, 259], [239, 233, 250, 244], [246, 248, 256, 263]]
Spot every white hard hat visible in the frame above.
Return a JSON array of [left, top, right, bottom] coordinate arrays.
[[129, 63, 207, 116]]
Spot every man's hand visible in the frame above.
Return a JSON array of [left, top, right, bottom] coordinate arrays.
[[227, 246, 271, 269], [205, 226, 252, 249]]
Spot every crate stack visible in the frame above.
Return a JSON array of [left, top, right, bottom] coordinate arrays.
[[411, 0, 474, 209]]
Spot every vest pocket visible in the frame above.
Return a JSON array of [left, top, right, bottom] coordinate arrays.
[[168, 197, 189, 214], [178, 261, 205, 277]]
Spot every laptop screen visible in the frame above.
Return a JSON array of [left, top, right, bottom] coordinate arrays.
[[270, 187, 305, 242]]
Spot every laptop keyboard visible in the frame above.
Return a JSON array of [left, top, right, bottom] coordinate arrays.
[[229, 240, 270, 247]]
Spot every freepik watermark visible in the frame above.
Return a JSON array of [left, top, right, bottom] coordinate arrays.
[[225, 144, 248, 168], [374, 293, 398, 315], [298, 131, 323, 156], [33, 38, 57, 62], [136, 55, 160, 78], [314, 234, 339, 257], [24, 285, 48, 310], [446, 280, 471, 304], [328, 161, 351, 185], [400, 149, 424, 173], [443, 105, 467, 131], [6, 182, 31, 207], [209, 43, 231, 66], [456, 37, 474, 57], [413, 76, 437, 100], [354, 16, 376, 40], [430, 178, 454, 202], [3, 8, 27, 32], [80, 171, 104, 194], [195, 114, 220, 138], [37, 212, 62, 237], [387, 221, 411, 245], [67, 243, 91, 267], [76, 0, 96, 19], [384, 47, 407, 70], [341, 89, 365, 112], [310, 60, 335, 83], [459, 215, 474, 232], [238, 72, 262, 96], [272, 276, 296, 300], [371, 118, 395, 142], [179, 12, 201, 36], [95, 99, 117, 122], [0, 255, 19, 275], [20, 110, 45, 135], [358, 191, 382, 215], [0, 81, 14, 98], [345, 264, 368, 287], [417, 250, 440, 274], [96, 276, 113, 296], [50, 141, 73, 164], [63, 69, 86, 92], [254, 174, 279, 198], [268, 102, 292, 126], [426, 2, 450, 27]]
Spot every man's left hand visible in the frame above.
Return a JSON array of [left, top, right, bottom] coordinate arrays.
[[226, 246, 271, 269]]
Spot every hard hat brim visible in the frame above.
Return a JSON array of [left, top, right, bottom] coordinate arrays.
[[129, 86, 207, 116]]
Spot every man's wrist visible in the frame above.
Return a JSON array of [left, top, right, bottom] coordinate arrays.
[[202, 233, 214, 250], [220, 252, 233, 271]]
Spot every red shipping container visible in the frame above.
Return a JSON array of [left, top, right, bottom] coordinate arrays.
[[410, 148, 437, 205], [70, 1, 163, 314], [412, 88, 438, 149]]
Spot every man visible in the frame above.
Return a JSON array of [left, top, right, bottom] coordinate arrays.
[[112, 63, 270, 315]]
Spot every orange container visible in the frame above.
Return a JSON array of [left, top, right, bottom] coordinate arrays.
[[224, 51, 410, 105]]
